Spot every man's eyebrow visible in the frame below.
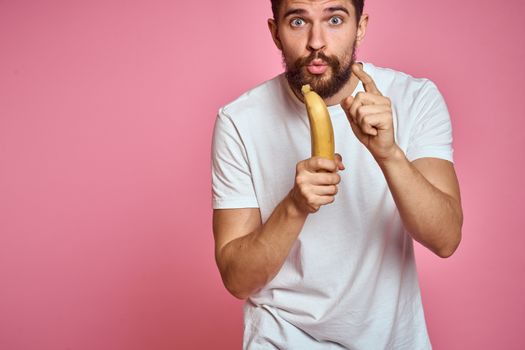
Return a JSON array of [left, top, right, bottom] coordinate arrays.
[[283, 8, 307, 19], [325, 6, 350, 15], [282, 6, 349, 20]]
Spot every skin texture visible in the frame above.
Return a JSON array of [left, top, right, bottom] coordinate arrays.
[[213, 0, 463, 299], [268, 0, 368, 106]]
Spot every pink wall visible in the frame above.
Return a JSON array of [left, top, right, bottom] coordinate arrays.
[[1, 1, 524, 349]]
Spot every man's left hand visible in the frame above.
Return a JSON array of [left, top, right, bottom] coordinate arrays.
[[341, 63, 398, 161]]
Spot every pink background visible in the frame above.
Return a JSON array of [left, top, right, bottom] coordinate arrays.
[[1, 0, 524, 349]]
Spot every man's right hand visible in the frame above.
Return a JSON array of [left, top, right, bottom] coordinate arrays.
[[213, 153, 344, 299], [289, 154, 345, 214]]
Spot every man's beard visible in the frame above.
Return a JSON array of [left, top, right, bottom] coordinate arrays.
[[284, 44, 356, 100]]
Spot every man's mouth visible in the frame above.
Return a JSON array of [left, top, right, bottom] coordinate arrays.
[[306, 59, 328, 75]]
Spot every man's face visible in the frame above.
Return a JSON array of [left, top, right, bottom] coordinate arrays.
[[271, 0, 361, 99]]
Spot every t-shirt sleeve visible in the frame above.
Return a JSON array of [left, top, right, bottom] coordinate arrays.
[[405, 80, 454, 163], [211, 110, 259, 209]]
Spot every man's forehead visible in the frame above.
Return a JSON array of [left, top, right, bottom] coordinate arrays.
[[281, 0, 353, 10], [279, 0, 355, 18]]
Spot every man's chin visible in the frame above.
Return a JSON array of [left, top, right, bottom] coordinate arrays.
[[306, 78, 334, 94], [302, 72, 333, 89]]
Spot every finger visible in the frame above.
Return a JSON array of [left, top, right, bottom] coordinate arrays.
[[341, 93, 382, 124], [341, 95, 354, 111], [349, 92, 384, 121], [309, 172, 341, 186], [360, 121, 378, 136], [318, 195, 336, 206], [358, 113, 392, 136], [353, 92, 385, 106], [356, 104, 391, 116], [334, 153, 345, 170], [306, 157, 338, 173], [308, 193, 335, 209], [352, 109, 378, 136], [356, 104, 391, 124], [341, 95, 356, 124], [304, 192, 336, 212], [313, 184, 338, 196], [352, 63, 382, 96], [347, 113, 366, 138], [352, 92, 391, 109]]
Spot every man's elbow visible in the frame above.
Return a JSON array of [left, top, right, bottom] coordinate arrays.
[[223, 281, 250, 300], [226, 285, 251, 300], [218, 262, 256, 300], [436, 228, 462, 258], [222, 277, 253, 300]]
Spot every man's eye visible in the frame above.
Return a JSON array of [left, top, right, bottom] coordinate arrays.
[[329, 16, 343, 25], [290, 18, 305, 27]]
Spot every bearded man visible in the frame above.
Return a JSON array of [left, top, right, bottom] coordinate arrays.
[[211, 1, 463, 349]]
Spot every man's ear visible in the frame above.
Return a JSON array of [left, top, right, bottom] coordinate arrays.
[[268, 19, 283, 51], [355, 14, 369, 48]]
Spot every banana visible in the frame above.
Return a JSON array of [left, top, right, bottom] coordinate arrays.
[[301, 84, 335, 160]]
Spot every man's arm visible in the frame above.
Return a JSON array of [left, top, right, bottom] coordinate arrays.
[[342, 63, 462, 258], [213, 198, 306, 300], [213, 157, 344, 299], [378, 152, 462, 258]]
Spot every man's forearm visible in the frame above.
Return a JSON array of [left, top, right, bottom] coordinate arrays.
[[219, 193, 308, 299], [377, 147, 463, 258]]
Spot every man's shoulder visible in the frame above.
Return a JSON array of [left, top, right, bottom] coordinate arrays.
[[364, 62, 437, 95], [218, 74, 286, 121]]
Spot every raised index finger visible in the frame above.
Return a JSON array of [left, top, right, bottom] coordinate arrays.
[[352, 63, 382, 96]]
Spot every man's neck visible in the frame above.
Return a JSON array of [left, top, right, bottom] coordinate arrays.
[[324, 69, 360, 106]]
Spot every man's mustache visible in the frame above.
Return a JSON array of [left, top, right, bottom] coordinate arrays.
[[296, 52, 339, 67]]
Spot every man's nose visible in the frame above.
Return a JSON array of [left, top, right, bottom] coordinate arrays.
[[307, 22, 326, 52]]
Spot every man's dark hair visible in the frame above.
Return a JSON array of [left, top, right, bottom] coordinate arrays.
[[271, 0, 365, 24]]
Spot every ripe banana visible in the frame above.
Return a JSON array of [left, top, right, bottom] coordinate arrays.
[[301, 84, 335, 160]]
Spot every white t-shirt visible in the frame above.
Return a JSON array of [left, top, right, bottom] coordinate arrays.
[[211, 62, 453, 349]]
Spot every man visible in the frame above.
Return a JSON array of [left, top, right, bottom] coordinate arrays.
[[211, 0, 463, 348]]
